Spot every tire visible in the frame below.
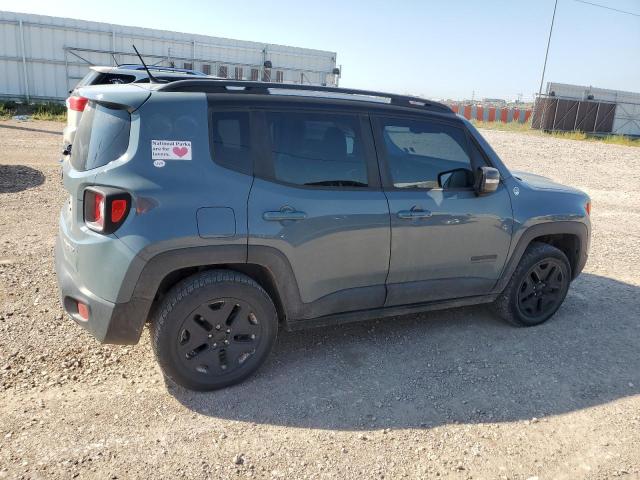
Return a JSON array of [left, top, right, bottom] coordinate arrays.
[[151, 270, 278, 391], [493, 242, 571, 327]]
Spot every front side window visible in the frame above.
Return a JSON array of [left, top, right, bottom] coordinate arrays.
[[379, 118, 475, 189], [210, 111, 251, 174], [266, 111, 368, 187]]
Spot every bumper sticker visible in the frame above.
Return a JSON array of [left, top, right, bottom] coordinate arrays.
[[152, 140, 192, 160]]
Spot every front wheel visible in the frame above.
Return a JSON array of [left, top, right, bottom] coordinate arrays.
[[493, 242, 571, 327], [151, 270, 278, 391]]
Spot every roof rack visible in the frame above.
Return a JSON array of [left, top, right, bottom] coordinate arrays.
[[157, 79, 452, 113]]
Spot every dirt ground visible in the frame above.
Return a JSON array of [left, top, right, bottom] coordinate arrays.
[[1, 119, 639, 480]]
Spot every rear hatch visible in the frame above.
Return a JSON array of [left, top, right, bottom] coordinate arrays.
[[62, 84, 151, 237], [58, 84, 155, 303]]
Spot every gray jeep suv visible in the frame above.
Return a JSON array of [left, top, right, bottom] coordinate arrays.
[[55, 80, 591, 391]]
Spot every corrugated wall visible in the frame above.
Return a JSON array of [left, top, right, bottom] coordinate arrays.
[[545, 82, 640, 136], [0, 10, 338, 101]]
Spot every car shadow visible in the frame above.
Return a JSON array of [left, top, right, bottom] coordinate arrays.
[[168, 273, 640, 430], [0, 123, 62, 136], [0, 165, 46, 193]]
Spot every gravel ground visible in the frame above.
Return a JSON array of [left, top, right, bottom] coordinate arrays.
[[1, 119, 639, 479]]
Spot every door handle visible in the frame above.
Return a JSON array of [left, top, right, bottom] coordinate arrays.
[[397, 208, 432, 219], [263, 206, 307, 222]]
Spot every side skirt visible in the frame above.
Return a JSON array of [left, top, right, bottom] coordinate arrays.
[[285, 294, 498, 331]]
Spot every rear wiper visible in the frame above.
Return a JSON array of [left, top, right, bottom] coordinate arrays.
[[304, 180, 367, 187]]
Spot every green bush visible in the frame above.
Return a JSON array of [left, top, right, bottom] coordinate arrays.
[[0, 101, 18, 120], [32, 102, 67, 121]]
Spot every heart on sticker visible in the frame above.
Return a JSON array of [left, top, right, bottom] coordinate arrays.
[[173, 146, 188, 157]]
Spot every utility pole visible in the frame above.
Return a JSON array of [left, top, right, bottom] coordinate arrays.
[[537, 0, 558, 101]]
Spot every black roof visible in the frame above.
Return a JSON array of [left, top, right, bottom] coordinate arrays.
[[157, 79, 452, 114]]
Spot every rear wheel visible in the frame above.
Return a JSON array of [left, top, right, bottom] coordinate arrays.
[[493, 242, 571, 327], [151, 270, 278, 391]]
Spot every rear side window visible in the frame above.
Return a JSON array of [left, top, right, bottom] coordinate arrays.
[[71, 102, 131, 171], [210, 111, 252, 174], [266, 111, 368, 187]]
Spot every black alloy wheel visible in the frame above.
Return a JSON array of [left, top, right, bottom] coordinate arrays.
[[493, 242, 571, 327], [151, 270, 278, 391], [516, 258, 568, 322], [177, 298, 262, 376]]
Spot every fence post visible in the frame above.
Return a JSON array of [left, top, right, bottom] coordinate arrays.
[[19, 19, 30, 102]]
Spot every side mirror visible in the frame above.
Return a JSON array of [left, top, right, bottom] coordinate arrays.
[[438, 168, 475, 189], [475, 166, 500, 195]]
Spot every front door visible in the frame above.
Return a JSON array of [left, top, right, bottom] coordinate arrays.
[[372, 115, 513, 306], [248, 108, 390, 318]]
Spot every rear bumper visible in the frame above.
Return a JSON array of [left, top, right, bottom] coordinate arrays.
[[55, 236, 150, 344]]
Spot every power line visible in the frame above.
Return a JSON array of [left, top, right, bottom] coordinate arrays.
[[573, 0, 640, 18]]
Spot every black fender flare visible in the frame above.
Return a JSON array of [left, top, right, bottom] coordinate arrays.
[[492, 221, 589, 293], [115, 244, 304, 342]]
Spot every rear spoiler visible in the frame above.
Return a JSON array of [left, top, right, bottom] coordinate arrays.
[[77, 84, 152, 112]]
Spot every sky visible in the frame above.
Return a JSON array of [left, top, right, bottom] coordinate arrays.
[[1, 0, 638, 101]]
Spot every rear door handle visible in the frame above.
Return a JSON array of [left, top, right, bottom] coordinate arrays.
[[263, 207, 307, 222], [397, 208, 432, 219]]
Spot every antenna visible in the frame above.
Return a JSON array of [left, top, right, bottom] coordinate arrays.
[[132, 44, 166, 83], [111, 53, 121, 67]]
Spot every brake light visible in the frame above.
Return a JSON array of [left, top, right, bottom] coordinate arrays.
[[84, 190, 105, 231], [585, 201, 591, 216], [111, 199, 127, 223], [68, 95, 88, 112], [93, 192, 105, 228], [84, 188, 131, 234]]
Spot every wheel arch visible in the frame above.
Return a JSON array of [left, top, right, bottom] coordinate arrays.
[[529, 233, 581, 277], [493, 221, 589, 293], [151, 262, 287, 324], [117, 245, 303, 342]]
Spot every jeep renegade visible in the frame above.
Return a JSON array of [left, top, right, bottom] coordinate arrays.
[[55, 80, 591, 391]]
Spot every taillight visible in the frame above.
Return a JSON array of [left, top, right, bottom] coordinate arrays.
[[68, 95, 88, 112], [111, 199, 128, 223], [84, 187, 131, 234], [585, 201, 591, 216], [92, 192, 105, 229]]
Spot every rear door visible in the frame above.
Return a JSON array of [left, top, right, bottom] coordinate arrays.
[[372, 114, 513, 306], [248, 107, 390, 319]]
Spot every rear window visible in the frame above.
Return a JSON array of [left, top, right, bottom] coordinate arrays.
[[100, 73, 136, 85], [74, 70, 101, 89], [74, 71, 136, 90], [71, 101, 131, 171], [266, 111, 368, 187]]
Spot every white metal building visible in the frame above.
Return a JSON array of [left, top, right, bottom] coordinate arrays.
[[0, 10, 339, 102], [546, 82, 640, 136]]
